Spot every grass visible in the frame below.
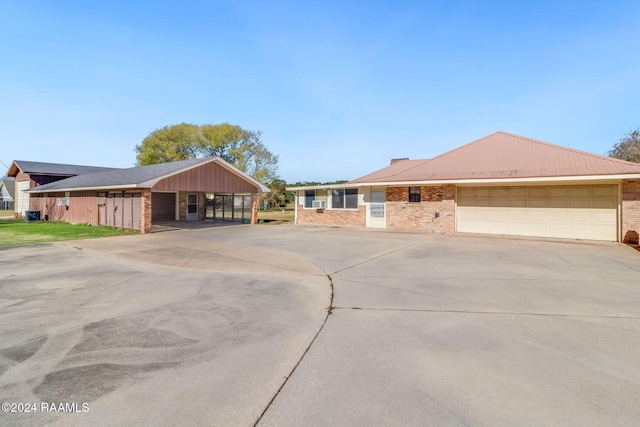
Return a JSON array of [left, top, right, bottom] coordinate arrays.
[[257, 204, 295, 223], [0, 219, 138, 246], [0, 210, 13, 217]]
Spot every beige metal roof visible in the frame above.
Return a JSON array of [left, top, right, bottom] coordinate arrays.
[[350, 131, 640, 184]]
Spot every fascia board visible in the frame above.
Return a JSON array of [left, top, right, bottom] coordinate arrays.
[[349, 174, 640, 187], [25, 184, 140, 193]]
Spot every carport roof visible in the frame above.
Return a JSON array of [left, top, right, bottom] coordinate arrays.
[[27, 157, 269, 193], [349, 131, 640, 184]]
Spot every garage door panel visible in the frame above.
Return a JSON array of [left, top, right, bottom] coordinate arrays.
[[528, 198, 547, 208], [457, 185, 617, 241], [570, 187, 590, 196], [593, 186, 615, 196], [510, 187, 526, 197], [458, 188, 474, 198], [548, 187, 567, 197], [569, 198, 590, 208]]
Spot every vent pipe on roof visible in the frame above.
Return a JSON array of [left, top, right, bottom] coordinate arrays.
[[390, 158, 409, 165]]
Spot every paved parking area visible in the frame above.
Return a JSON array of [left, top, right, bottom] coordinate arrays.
[[1, 225, 640, 426]]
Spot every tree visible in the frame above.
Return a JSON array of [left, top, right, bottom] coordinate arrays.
[[608, 128, 640, 163], [261, 179, 291, 208], [135, 123, 279, 182]]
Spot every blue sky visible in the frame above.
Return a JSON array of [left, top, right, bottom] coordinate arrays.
[[1, 1, 639, 182]]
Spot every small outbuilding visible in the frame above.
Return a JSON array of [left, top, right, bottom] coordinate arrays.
[[1, 179, 16, 210], [290, 131, 640, 243], [7, 157, 268, 233]]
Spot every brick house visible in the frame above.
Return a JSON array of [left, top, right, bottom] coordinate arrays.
[[7, 157, 268, 233], [289, 131, 640, 243]]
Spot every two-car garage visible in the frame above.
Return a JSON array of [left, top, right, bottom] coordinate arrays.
[[456, 184, 618, 241]]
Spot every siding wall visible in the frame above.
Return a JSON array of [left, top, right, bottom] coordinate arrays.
[[31, 191, 145, 232], [32, 191, 99, 224], [153, 162, 258, 193]]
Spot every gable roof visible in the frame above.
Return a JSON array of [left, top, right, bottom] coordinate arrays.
[[350, 131, 640, 184], [1, 179, 16, 199], [26, 157, 269, 193], [7, 160, 119, 178]]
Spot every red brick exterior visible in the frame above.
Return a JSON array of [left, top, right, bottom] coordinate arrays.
[[386, 185, 455, 233], [141, 189, 152, 234], [178, 192, 207, 221], [297, 205, 366, 227], [621, 179, 640, 244]]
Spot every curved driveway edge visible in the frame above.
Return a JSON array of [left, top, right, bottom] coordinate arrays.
[[0, 231, 331, 427]]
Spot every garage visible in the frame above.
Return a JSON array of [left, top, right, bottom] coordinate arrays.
[[457, 185, 618, 241], [152, 192, 177, 222]]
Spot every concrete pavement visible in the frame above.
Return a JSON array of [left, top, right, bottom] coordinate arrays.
[[1, 225, 640, 426], [0, 231, 330, 426]]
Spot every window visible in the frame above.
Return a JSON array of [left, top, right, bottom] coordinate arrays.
[[332, 188, 358, 209], [409, 187, 421, 203], [304, 190, 315, 208]]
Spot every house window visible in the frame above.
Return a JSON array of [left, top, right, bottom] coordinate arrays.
[[409, 187, 421, 203], [332, 188, 358, 209], [304, 190, 315, 208]]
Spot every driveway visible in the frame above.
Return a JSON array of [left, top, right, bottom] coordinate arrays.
[[1, 226, 640, 426]]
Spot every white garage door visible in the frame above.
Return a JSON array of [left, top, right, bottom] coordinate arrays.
[[457, 185, 618, 241]]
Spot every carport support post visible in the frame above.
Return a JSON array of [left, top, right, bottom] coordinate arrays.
[[141, 189, 152, 233], [251, 193, 259, 224]]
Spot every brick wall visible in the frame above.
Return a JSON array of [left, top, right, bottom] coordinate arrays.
[[622, 180, 640, 244], [297, 205, 366, 227], [141, 189, 152, 234], [178, 192, 206, 221], [386, 185, 455, 233]]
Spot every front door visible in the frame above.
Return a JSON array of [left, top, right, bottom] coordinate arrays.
[[368, 190, 386, 228], [187, 194, 198, 221]]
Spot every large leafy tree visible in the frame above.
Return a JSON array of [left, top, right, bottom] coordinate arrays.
[[135, 123, 279, 183], [608, 128, 640, 163]]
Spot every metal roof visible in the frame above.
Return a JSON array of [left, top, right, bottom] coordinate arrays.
[[27, 157, 269, 193], [349, 131, 640, 184], [8, 160, 119, 177]]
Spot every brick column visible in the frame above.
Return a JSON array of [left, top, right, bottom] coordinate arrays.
[[621, 180, 640, 244], [251, 193, 259, 224], [140, 189, 152, 234]]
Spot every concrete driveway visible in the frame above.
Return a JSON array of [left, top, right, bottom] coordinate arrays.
[[1, 226, 640, 426]]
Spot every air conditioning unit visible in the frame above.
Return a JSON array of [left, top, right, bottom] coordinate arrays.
[[312, 200, 326, 209], [56, 197, 70, 206]]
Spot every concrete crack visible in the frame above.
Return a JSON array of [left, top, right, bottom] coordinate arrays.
[[332, 306, 640, 319], [253, 272, 335, 426]]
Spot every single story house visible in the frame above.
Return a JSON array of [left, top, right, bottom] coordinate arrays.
[[7, 157, 268, 233], [289, 131, 640, 244], [1, 179, 16, 210], [8, 160, 119, 217]]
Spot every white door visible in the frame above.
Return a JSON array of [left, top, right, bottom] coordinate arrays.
[[187, 194, 198, 221], [16, 180, 30, 216], [457, 185, 617, 241], [368, 190, 386, 228]]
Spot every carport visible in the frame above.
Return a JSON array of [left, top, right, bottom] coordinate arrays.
[[26, 157, 268, 233]]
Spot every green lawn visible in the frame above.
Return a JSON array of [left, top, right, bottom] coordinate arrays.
[[258, 205, 295, 223], [0, 219, 138, 246]]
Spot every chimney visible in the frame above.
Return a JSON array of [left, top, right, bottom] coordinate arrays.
[[390, 158, 409, 165]]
